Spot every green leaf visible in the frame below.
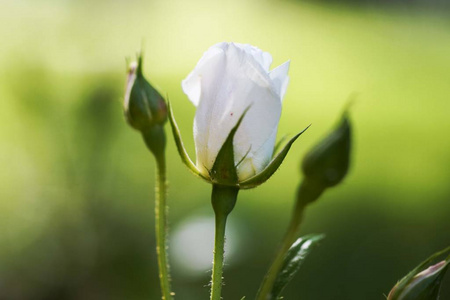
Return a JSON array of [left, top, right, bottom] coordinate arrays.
[[167, 101, 209, 181], [388, 246, 450, 300], [239, 126, 310, 189], [271, 234, 325, 299], [210, 107, 249, 186]]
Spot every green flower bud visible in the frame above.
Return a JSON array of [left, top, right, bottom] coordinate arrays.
[[124, 55, 167, 131], [387, 247, 450, 300], [302, 113, 351, 189], [388, 261, 448, 300]]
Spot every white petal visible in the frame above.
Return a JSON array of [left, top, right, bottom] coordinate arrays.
[[188, 51, 228, 175], [232, 43, 273, 72], [269, 60, 290, 100], [236, 125, 278, 179], [198, 44, 281, 179], [182, 44, 226, 106]]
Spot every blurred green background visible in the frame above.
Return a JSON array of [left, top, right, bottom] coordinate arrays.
[[1, 0, 449, 299]]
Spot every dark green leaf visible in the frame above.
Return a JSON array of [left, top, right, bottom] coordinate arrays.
[[271, 234, 325, 299]]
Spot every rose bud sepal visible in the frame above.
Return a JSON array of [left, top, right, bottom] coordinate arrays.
[[208, 108, 247, 186], [238, 125, 309, 189], [168, 100, 210, 181], [169, 101, 308, 189]]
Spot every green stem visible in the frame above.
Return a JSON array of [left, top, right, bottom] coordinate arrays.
[[256, 203, 304, 300], [155, 153, 173, 300], [210, 185, 239, 300], [256, 179, 324, 300]]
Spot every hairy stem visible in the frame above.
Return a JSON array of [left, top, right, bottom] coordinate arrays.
[[155, 153, 173, 300], [210, 185, 239, 300]]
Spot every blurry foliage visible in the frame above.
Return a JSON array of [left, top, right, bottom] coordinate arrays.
[[0, 71, 160, 300]]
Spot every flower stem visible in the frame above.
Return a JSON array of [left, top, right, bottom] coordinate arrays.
[[256, 180, 323, 300], [210, 185, 239, 300], [256, 203, 304, 300], [155, 152, 174, 300]]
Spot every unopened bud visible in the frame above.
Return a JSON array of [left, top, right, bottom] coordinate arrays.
[[302, 113, 351, 189], [124, 55, 167, 131], [296, 112, 352, 207], [388, 257, 449, 300], [124, 54, 167, 159]]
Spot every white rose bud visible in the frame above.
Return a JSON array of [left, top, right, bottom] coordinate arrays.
[[181, 42, 290, 181]]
